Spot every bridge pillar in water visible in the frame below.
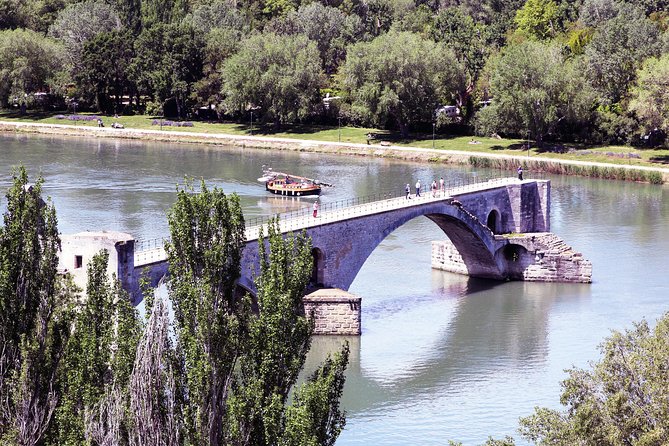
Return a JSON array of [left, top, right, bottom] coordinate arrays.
[[304, 288, 361, 335]]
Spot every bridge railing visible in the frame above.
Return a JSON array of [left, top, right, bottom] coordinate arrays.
[[135, 171, 546, 253], [243, 171, 534, 229]]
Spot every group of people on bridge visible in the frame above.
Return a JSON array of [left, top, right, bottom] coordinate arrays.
[[405, 177, 445, 199]]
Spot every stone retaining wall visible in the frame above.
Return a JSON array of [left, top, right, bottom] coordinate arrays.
[[303, 288, 361, 335]]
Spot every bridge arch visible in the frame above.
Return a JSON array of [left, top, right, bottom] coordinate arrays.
[[301, 200, 508, 291], [487, 209, 501, 234]]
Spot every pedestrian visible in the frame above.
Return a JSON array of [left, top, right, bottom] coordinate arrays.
[[517, 166, 523, 181], [431, 180, 437, 197], [415, 180, 421, 197], [313, 200, 319, 218], [405, 183, 411, 199], [440, 177, 445, 195]]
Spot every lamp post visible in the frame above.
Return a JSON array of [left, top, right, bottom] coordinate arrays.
[[432, 122, 436, 149], [338, 115, 342, 142], [250, 110, 254, 135]]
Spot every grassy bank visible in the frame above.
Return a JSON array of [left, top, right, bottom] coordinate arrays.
[[2, 111, 668, 184]]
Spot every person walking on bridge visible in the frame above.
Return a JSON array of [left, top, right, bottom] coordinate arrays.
[[517, 166, 524, 181], [440, 177, 445, 196], [415, 180, 421, 197], [313, 199, 319, 218], [405, 183, 411, 199]]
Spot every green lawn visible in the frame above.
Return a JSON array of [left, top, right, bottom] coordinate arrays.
[[2, 110, 669, 169]]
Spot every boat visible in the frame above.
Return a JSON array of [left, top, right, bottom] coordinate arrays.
[[257, 167, 333, 196]]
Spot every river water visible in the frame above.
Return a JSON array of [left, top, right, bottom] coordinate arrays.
[[1, 133, 669, 445]]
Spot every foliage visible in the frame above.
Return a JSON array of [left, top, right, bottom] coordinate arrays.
[[430, 6, 491, 118], [222, 32, 323, 125], [131, 22, 204, 118], [0, 167, 75, 445], [54, 250, 141, 445], [339, 31, 460, 136], [186, 0, 246, 34], [514, 0, 559, 40], [584, 2, 660, 104], [476, 40, 594, 146], [0, 28, 64, 107], [165, 179, 247, 445], [628, 54, 669, 135], [268, 2, 365, 75], [519, 313, 669, 445], [48, 0, 122, 70], [78, 29, 135, 114]]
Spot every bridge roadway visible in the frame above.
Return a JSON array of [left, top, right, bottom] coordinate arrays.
[[134, 176, 523, 268]]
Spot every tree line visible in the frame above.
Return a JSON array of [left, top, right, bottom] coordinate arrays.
[[0, 168, 348, 446], [3, 0, 669, 145]]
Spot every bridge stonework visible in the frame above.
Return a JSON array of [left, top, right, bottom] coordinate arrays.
[[59, 178, 591, 334]]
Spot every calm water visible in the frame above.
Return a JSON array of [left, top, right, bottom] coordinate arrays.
[[2, 133, 669, 445]]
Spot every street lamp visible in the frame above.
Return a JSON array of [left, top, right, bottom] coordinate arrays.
[[432, 122, 436, 149], [250, 110, 254, 135], [338, 115, 342, 142]]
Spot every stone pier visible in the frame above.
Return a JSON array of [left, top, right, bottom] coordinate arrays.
[[432, 233, 592, 283], [303, 288, 362, 335]]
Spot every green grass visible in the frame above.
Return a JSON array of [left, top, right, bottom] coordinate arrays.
[[3, 110, 669, 171]]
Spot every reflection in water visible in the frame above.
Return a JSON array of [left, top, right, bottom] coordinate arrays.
[[2, 134, 669, 445]]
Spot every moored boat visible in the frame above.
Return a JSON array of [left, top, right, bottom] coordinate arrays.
[[258, 167, 332, 196]]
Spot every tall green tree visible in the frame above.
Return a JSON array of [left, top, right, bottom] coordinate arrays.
[[0, 28, 64, 108], [54, 250, 141, 445], [0, 167, 75, 445], [222, 32, 323, 126], [77, 29, 135, 114], [430, 6, 491, 119], [628, 54, 669, 137], [519, 313, 669, 445], [165, 179, 248, 446], [226, 219, 349, 446], [131, 22, 204, 118], [514, 0, 559, 40], [48, 0, 122, 70], [584, 2, 660, 104], [339, 31, 460, 136], [476, 40, 594, 146]]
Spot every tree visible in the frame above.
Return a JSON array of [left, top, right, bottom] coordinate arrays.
[[519, 313, 669, 445], [475, 40, 594, 146], [268, 3, 365, 75], [48, 0, 122, 70], [131, 22, 204, 118], [222, 33, 323, 126], [628, 54, 669, 137], [430, 6, 492, 119], [226, 219, 349, 446], [514, 0, 559, 40], [338, 31, 460, 136], [165, 179, 247, 445], [0, 28, 64, 108], [584, 2, 660, 104], [0, 167, 75, 445], [54, 250, 141, 445], [78, 30, 135, 114]]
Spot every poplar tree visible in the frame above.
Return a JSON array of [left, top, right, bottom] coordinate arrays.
[[54, 250, 141, 445], [165, 179, 248, 446], [0, 167, 75, 445]]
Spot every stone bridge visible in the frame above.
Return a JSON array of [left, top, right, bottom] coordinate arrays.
[[58, 176, 588, 306]]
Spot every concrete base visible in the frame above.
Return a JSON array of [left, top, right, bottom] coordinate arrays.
[[432, 233, 592, 283], [303, 288, 361, 335]]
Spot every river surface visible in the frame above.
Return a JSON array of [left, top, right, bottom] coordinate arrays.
[[1, 133, 669, 445]]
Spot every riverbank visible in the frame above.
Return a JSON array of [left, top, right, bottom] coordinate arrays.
[[2, 120, 668, 184]]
